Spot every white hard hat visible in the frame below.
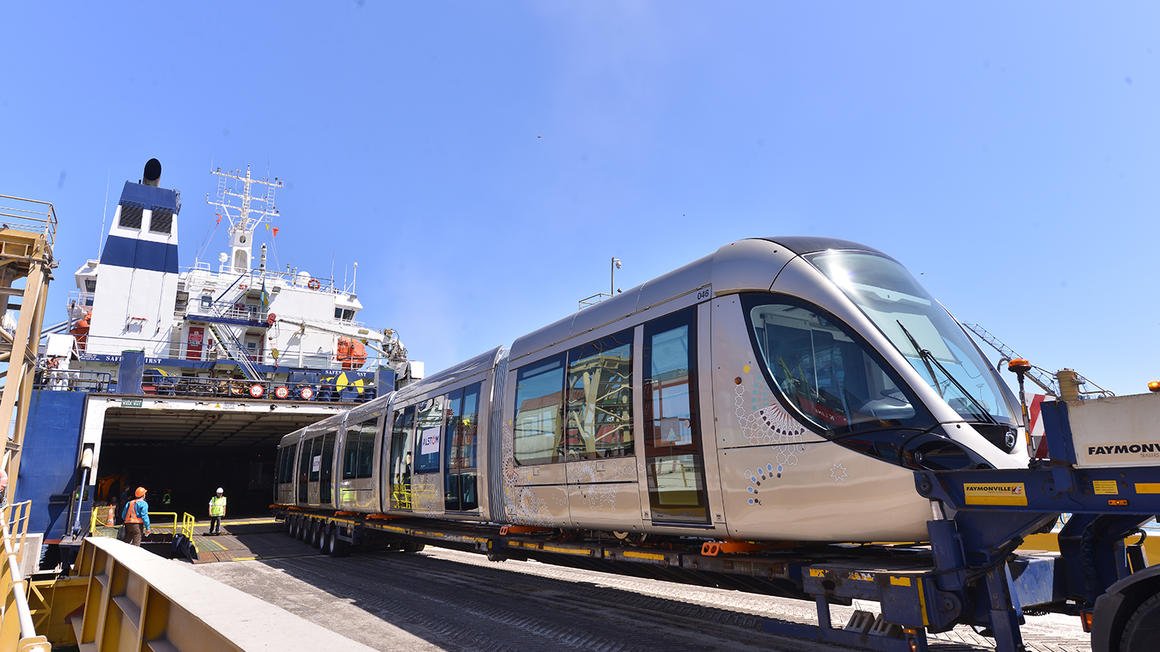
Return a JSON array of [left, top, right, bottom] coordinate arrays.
[[216, 487, 224, 493]]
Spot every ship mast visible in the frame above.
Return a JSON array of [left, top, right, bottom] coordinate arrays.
[[205, 165, 283, 274]]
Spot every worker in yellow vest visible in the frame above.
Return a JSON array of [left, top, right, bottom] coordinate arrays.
[[122, 486, 151, 546], [208, 487, 227, 535]]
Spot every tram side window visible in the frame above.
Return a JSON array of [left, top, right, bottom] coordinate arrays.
[[414, 396, 445, 474], [277, 447, 292, 483], [565, 330, 633, 461], [747, 299, 916, 430], [308, 437, 322, 482], [342, 416, 378, 480], [513, 355, 565, 465]]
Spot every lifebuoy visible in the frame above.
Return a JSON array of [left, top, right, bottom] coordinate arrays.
[[307, 278, 321, 291], [273, 385, 290, 400], [266, 313, 277, 326], [249, 383, 265, 398], [299, 386, 315, 400], [239, 284, 248, 291]]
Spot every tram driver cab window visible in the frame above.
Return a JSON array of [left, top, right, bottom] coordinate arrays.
[[745, 296, 918, 432]]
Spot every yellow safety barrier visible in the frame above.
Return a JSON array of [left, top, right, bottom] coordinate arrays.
[[181, 513, 196, 541], [90, 509, 197, 539], [0, 500, 50, 651]]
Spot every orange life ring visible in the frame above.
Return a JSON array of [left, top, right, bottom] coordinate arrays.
[[273, 385, 290, 400], [298, 386, 315, 400], [266, 313, 277, 326], [307, 278, 321, 291], [248, 383, 265, 399]]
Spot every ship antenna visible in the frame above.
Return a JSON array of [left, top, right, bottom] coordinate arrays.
[[97, 171, 111, 256], [205, 164, 283, 274]]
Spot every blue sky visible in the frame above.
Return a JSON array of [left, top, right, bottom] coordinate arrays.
[[2, 3, 1158, 396]]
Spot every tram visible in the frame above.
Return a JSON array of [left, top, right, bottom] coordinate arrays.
[[275, 236, 1027, 542]]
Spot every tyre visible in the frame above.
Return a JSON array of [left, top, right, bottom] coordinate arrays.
[[400, 540, 425, 554], [1120, 592, 1160, 652], [324, 528, 337, 556], [319, 525, 331, 552]]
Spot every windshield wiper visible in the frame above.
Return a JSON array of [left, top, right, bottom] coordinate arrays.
[[895, 320, 997, 425]]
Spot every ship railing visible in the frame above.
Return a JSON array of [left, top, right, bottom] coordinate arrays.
[[66, 291, 95, 312], [0, 500, 49, 650], [0, 194, 58, 251], [32, 369, 113, 393], [186, 265, 349, 296], [187, 303, 268, 324], [136, 375, 379, 403]]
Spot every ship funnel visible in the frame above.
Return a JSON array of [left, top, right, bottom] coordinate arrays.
[[142, 158, 162, 187]]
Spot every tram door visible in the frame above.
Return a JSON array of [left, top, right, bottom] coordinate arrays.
[[642, 308, 710, 525], [297, 438, 313, 503], [319, 430, 335, 506], [388, 406, 415, 510], [444, 383, 480, 512]]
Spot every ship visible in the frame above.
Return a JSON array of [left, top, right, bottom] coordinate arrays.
[[16, 159, 417, 564]]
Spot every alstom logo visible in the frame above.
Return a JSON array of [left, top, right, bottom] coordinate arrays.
[[1087, 442, 1160, 457]]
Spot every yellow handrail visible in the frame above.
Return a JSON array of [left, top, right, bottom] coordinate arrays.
[[181, 512, 196, 540], [0, 500, 49, 650], [143, 511, 180, 537], [90, 508, 192, 539]]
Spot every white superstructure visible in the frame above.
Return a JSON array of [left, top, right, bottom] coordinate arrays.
[[60, 160, 409, 398]]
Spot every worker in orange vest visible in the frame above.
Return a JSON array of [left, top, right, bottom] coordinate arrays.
[[122, 486, 151, 546]]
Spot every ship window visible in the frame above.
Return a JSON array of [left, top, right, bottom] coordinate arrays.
[[149, 209, 173, 234], [513, 355, 565, 465], [334, 308, 355, 321], [565, 330, 633, 461], [84, 279, 97, 292], [119, 204, 143, 229], [414, 396, 445, 473], [200, 295, 212, 310]]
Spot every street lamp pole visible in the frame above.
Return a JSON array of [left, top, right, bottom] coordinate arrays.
[[610, 257, 622, 297]]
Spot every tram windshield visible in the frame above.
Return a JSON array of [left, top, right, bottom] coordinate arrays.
[[807, 250, 1018, 427]]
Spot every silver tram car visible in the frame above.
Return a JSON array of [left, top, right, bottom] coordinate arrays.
[[275, 237, 1026, 543]]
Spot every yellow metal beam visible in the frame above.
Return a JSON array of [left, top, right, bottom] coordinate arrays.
[[59, 536, 373, 651]]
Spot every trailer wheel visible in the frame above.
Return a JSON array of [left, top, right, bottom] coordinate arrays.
[[319, 525, 331, 552], [401, 540, 425, 554], [288, 517, 299, 539], [1119, 592, 1160, 651]]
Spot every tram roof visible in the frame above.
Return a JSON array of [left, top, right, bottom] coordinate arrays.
[[508, 236, 886, 364]]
